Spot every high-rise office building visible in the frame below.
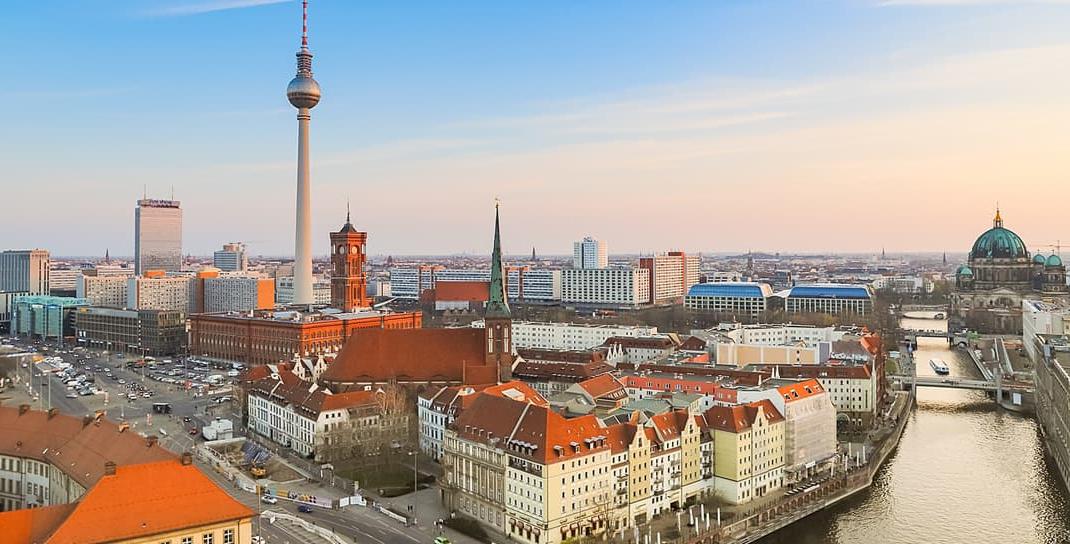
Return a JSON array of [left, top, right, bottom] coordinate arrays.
[[0, 249, 50, 294], [213, 242, 248, 272], [573, 236, 607, 269], [134, 198, 182, 274], [639, 251, 701, 304]]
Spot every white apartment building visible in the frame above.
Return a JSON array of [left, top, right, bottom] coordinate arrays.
[[719, 323, 847, 346], [418, 385, 483, 461], [1023, 299, 1070, 362], [561, 267, 650, 308], [126, 274, 190, 312], [0, 250, 49, 294], [388, 267, 562, 302], [573, 237, 608, 269], [77, 274, 129, 308], [275, 275, 331, 305], [733, 379, 838, 482], [204, 276, 274, 313], [640, 252, 700, 304], [47, 267, 82, 293], [473, 320, 658, 350], [774, 365, 877, 427]]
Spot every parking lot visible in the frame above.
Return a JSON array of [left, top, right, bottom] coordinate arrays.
[[3, 338, 244, 445]]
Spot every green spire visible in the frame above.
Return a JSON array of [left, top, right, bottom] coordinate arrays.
[[486, 201, 511, 319]]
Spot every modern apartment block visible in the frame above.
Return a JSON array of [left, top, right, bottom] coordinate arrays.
[[473, 320, 658, 350], [389, 266, 562, 302], [276, 274, 331, 305], [127, 271, 191, 312], [0, 249, 49, 294], [639, 252, 700, 304], [134, 198, 182, 274], [561, 267, 650, 308], [76, 274, 129, 308], [203, 276, 275, 313], [573, 236, 608, 269], [213, 242, 248, 272]]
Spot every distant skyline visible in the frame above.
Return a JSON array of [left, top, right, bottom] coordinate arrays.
[[3, 1, 1069, 257]]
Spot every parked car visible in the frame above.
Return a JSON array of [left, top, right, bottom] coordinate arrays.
[[297, 504, 313, 513], [261, 495, 278, 505]]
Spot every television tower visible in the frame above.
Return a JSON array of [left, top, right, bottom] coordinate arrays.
[[287, 0, 321, 306]]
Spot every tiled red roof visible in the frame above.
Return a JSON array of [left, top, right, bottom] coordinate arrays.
[[45, 459, 254, 544], [777, 379, 825, 403], [605, 423, 637, 454], [576, 374, 626, 401], [513, 360, 614, 382], [704, 400, 784, 433], [435, 281, 490, 302], [0, 504, 76, 544], [517, 348, 607, 364], [323, 328, 489, 384], [771, 364, 871, 380], [679, 336, 708, 351], [0, 406, 176, 489]]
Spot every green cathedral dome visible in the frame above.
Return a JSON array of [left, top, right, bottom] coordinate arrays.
[[970, 209, 1028, 260], [1047, 254, 1064, 267]]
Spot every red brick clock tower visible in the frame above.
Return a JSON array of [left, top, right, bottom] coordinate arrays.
[[330, 208, 369, 311]]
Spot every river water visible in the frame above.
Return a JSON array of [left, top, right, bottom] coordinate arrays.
[[759, 314, 1070, 544]]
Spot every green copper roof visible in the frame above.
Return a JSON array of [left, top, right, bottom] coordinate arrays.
[[1033, 254, 1047, 264], [970, 227, 1028, 260], [1047, 254, 1064, 267], [956, 264, 973, 276], [485, 204, 511, 319]]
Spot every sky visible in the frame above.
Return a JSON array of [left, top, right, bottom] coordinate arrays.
[[2, 0, 1069, 258]]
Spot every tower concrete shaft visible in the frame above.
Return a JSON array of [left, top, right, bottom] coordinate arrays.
[[293, 108, 313, 305]]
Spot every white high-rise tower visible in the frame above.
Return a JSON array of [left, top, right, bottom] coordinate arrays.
[[287, 0, 321, 306]]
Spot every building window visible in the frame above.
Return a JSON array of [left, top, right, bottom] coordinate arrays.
[[182, 538, 193, 544], [223, 529, 234, 544], [203, 534, 214, 544]]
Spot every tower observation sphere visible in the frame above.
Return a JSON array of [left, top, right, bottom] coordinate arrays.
[[287, 51, 321, 109]]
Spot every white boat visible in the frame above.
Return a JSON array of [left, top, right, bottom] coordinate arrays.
[[929, 358, 950, 375]]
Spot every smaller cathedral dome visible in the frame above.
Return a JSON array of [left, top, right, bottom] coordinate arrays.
[[1047, 254, 1064, 267], [956, 264, 973, 276], [1033, 254, 1046, 264]]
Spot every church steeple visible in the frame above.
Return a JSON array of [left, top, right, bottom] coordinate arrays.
[[485, 202, 511, 320], [994, 206, 1003, 228]]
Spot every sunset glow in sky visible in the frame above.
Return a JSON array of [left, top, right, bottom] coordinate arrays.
[[3, 0, 1069, 257]]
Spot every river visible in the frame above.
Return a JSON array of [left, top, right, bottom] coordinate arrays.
[[758, 313, 1070, 544]]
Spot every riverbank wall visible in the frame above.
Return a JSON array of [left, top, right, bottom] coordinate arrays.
[[676, 391, 914, 544]]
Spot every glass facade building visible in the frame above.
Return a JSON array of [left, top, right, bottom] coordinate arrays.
[[134, 199, 182, 274]]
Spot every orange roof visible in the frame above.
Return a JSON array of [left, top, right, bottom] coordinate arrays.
[[45, 459, 254, 544], [323, 328, 488, 384], [0, 504, 76, 544], [482, 380, 548, 405], [704, 400, 783, 433], [435, 281, 490, 302], [576, 374, 625, 399], [777, 379, 825, 403], [604, 423, 637, 454], [0, 406, 175, 489]]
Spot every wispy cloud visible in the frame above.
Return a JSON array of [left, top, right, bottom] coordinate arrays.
[[0, 87, 137, 100], [876, 0, 1070, 6], [145, 0, 289, 17]]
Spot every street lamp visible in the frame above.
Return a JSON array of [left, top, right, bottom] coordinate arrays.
[[409, 450, 418, 524]]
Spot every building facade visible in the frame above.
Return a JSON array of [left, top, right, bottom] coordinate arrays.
[[561, 267, 650, 308], [0, 250, 49, 294], [574, 237, 608, 269], [475, 320, 658, 351], [276, 274, 331, 305], [127, 272, 191, 312], [330, 215, 370, 311], [74, 307, 186, 355], [685, 282, 772, 317], [213, 242, 248, 272], [204, 276, 275, 313], [639, 252, 700, 304], [389, 266, 562, 302], [188, 309, 422, 365], [134, 198, 183, 274], [76, 274, 129, 308], [784, 284, 874, 316], [12, 296, 88, 340]]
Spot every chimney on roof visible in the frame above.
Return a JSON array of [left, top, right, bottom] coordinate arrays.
[[146, 436, 158, 447], [19, 404, 30, 415], [181, 452, 193, 465], [118, 423, 129, 433], [104, 461, 117, 476], [47, 408, 57, 419]]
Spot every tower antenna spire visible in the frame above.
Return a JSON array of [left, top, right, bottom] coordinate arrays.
[[346, 199, 351, 225], [301, 0, 309, 48]]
